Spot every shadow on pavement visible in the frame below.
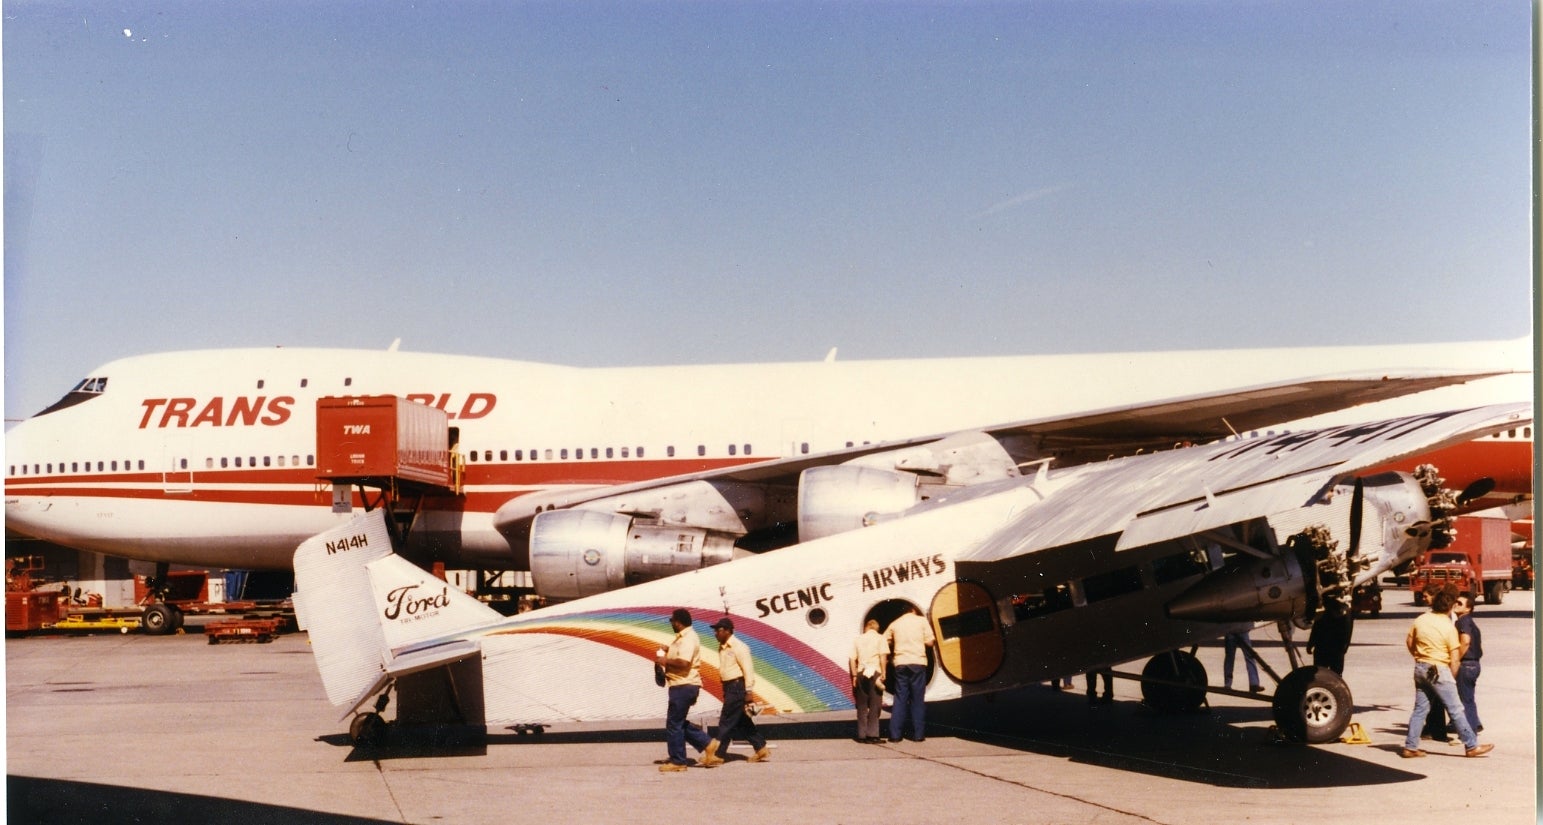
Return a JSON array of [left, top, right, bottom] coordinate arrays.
[[8, 775, 395, 825]]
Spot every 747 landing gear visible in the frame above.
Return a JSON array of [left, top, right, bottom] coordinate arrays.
[[141, 602, 184, 636]]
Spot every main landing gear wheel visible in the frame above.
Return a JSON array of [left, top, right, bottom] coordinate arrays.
[[349, 712, 389, 747], [1140, 650, 1208, 713], [1271, 666, 1352, 744], [141, 603, 178, 636], [513, 724, 546, 737]]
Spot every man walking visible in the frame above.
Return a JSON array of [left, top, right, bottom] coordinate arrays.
[[1400, 587, 1492, 758], [884, 605, 935, 743], [657, 608, 714, 772], [1453, 591, 1483, 735], [701, 618, 770, 766]]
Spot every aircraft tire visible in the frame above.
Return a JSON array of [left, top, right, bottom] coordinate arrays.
[[1484, 581, 1506, 605], [141, 604, 176, 636], [1271, 666, 1351, 744], [349, 713, 389, 747], [1139, 650, 1208, 713]]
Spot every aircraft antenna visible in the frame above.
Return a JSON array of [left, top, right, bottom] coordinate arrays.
[[1220, 416, 1240, 439], [388, 338, 401, 352], [823, 347, 837, 363]]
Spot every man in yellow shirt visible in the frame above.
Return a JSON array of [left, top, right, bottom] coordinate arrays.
[[656, 608, 714, 772], [701, 618, 770, 766], [1400, 587, 1492, 758], [884, 605, 935, 743]]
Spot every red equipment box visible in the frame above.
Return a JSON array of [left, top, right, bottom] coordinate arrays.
[[316, 396, 453, 489], [6, 589, 63, 633]]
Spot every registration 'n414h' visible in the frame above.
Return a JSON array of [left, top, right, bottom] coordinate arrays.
[[325, 533, 370, 555]]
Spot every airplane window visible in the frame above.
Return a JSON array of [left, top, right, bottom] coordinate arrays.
[[468, 452, 478, 462], [138, 460, 144, 470], [344, 377, 353, 386], [257, 379, 265, 389], [621, 447, 629, 458], [561, 449, 569, 460], [71, 463, 78, 472], [205, 458, 213, 469], [938, 607, 995, 640], [500, 450, 508, 461], [590, 448, 598, 459], [606, 448, 614, 459], [236, 457, 244, 468], [263, 456, 271, 467], [1083, 566, 1144, 603], [293, 456, 301, 466], [278, 456, 286, 467], [484, 450, 492, 462], [1011, 583, 1075, 620], [301, 379, 309, 388], [221, 458, 229, 468], [801, 442, 809, 454], [637, 447, 645, 458], [544, 449, 553, 460], [515, 450, 524, 461], [697, 445, 706, 457], [1152, 551, 1208, 585], [47, 464, 53, 473], [846, 441, 854, 448], [307, 455, 314, 466], [728, 445, 736, 456], [744, 444, 752, 455]]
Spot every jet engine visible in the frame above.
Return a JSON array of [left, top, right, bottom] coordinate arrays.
[[528, 509, 739, 600], [798, 430, 1023, 540]]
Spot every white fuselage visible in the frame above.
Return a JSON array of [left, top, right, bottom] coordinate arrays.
[[4, 340, 1530, 569]]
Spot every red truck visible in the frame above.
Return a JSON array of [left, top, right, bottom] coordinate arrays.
[[1409, 516, 1515, 605]]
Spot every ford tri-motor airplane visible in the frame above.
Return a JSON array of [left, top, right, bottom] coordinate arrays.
[[293, 402, 1533, 748], [5, 338, 1532, 633]]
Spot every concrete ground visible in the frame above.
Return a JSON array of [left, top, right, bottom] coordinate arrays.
[[6, 592, 1536, 824]]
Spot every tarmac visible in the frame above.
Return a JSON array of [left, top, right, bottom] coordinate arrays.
[[6, 592, 1538, 825]]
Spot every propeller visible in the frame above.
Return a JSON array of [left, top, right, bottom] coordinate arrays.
[[1456, 477, 1496, 507], [1347, 477, 1363, 562]]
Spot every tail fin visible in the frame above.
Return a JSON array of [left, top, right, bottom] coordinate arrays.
[[293, 509, 505, 709], [292, 510, 397, 707]]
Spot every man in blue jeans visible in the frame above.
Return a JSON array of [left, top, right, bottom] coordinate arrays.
[[884, 605, 935, 743], [657, 608, 713, 771], [1401, 587, 1492, 758]]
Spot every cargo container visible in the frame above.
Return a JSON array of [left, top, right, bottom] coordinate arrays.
[[316, 395, 453, 489]]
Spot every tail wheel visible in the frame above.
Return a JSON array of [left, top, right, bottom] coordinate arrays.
[[1140, 650, 1208, 713], [349, 712, 389, 747], [1271, 666, 1352, 744]]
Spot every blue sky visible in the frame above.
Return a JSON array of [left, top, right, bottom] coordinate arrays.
[[3, 1, 1533, 421]]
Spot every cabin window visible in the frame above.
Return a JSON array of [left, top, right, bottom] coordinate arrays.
[[1011, 583, 1075, 620], [637, 447, 645, 458], [560, 449, 569, 460], [484, 450, 492, 462], [801, 442, 809, 454], [500, 450, 508, 461], [1152, 551, 1208, 585], [257, 379, 265, 389], [544, 449, 553, 460], [468, 452, 478, 462], [728, 444, 736, 456], [300, 378, 309, 388], [605, 447, 614, 459], [621, 447, 629, 458], [180, 459, 188, 470], [221, 458, 229, 468], [743, 444, 752, 455], [1082, 565, 1144, 604], [697, 445, 706, 457], [344, 377, 353, 387]]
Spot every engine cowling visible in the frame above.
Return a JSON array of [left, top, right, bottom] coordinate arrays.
[[797, 465, 927, 541], [529, 509, 738, 600]]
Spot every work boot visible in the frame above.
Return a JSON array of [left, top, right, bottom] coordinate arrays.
[[700, 739, 724, 768], [658, 762, 688, 772], [748, 746, 771, 762], [1465, 744, 1494, 758], [1398, 748, 1426, 758]]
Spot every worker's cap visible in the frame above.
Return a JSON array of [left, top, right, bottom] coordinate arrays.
[[711, 617, 735, 632]]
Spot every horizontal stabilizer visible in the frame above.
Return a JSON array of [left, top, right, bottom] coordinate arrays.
[[365, 555, 504, 655]]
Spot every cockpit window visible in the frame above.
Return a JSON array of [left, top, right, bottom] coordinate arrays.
[[34, 377, 109, 417]]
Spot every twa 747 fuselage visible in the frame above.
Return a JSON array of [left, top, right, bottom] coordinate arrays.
[[4, 339, 1532, 595]]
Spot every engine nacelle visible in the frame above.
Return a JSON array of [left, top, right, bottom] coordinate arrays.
[[798, 431, 1021, 541], [797, 465, 925, 541], [529, 510, 738, 600]]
